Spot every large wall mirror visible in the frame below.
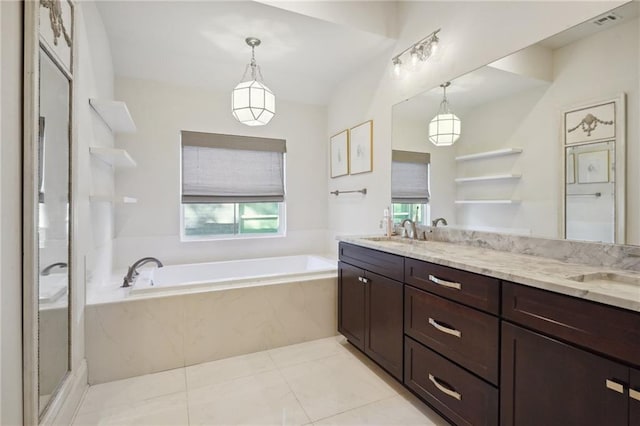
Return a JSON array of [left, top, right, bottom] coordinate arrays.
[[24, 0, 74, 422], [392, 2, 638, 245]]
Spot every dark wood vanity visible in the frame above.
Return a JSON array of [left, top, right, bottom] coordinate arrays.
[[338, 242, 640, 426]]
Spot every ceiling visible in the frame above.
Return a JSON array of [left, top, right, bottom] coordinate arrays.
[[394, 66, 550, 122], [96, 1, 397, 105], [394, 1, 637, 123]]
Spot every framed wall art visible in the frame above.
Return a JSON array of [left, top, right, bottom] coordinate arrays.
[[577, 150, 610, 184], [330, 129, 349, 178], [349, 120, 373, 175]]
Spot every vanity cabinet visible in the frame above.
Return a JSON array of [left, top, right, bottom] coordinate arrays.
[[338, 242, 640, 426], [338, 243, 404, 380], [405, 258, 500, 314], [404, 259, 500, 425], [501, 282, 640, 426], [631, 369, 640, 424], [405, 285, 499, 384]]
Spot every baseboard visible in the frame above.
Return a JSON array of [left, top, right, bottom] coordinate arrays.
[[41, 359, 88, 426]]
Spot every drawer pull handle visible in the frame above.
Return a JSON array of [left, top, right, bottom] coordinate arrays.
[[428, 275, 462, 290], [630, 388, 640, 401], [362, 277, 369, 284], [606, 379, 625, 394], [358, 276, 363, 282], [428, 374, 462, 401], [428, 318, 462, 338]]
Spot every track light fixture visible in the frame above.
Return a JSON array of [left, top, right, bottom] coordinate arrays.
[[391, 29, 440, 79]]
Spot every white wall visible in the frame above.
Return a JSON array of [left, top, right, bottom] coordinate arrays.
[[112, 77, 328, 270], [454, 17, 638, 241], [326, 1, 627, 254], [1, 2, 23, 423], [73, 0, 116, 377]]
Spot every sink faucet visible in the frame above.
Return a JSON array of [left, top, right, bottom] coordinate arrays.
[[41, 262, 67, 276], [122, 257, 163, 288], [400, 218, 417, 239], [432, 217, 448, 227]]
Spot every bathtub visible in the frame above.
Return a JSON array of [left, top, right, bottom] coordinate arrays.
[[130, 254, 337, 294], [86, 254, 338, 383]]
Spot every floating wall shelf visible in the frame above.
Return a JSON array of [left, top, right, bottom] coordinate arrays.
[[455, 174, 522, 183], [89, 98, 136, 134], [455, 199, 521, 205], [90, 195, 138, 204], [455, 148, 523, 162], [90, 147, 137, 168]]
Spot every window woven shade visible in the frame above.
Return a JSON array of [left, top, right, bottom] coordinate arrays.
[[181, 131, 286, 203], [391, 150, 430, 204]]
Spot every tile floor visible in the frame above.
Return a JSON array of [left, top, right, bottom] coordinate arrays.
[[72, 336, 449, 425]]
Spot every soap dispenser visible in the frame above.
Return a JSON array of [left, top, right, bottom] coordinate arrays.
[[383, 208, 393, 237]]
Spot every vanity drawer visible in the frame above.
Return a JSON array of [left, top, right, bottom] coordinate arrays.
[[405, 337, 498, 426], [405, 286, 499, 385], [502, 282, 640, 366], [339, 242, 404, 282], [405, 259, 500, 314]]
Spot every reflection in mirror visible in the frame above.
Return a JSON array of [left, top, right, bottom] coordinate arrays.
[[565, 141, 615, 242], [38, 49, 70, 414], [392, 2, 638, 245], [391, 150, 430, 224]]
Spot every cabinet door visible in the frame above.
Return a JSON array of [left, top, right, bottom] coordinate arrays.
[[631, 368, 640, 426], [338, 261, 365, 351], [501, 322, 628, 426], [364, 271, 403, 380]]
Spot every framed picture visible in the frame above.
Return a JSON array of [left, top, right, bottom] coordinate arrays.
[[566, 153, 575, 184], [577, 150, 609, 183], [330, 129, 349, 178], [349, 120, 373, 175], [564, 101, 615, 145]]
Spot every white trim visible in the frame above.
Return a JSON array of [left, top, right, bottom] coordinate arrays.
[[41, 360, 88, 426], [560, 94, 626, 244]]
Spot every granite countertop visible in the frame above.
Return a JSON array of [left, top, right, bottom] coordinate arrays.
[[339, 235, 640, 313]]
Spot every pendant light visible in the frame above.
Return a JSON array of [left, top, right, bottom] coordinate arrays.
[[232, 37, 275, 126], [429, 82, 461, 146]]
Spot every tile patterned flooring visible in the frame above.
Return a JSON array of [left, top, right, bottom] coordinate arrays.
[[72, 336, 449, 425]]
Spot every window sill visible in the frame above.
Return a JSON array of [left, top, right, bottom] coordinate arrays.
[[180, 232, 286, 243]]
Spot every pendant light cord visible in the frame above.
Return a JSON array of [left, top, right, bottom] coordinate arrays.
[[241, 44, 265, 83]]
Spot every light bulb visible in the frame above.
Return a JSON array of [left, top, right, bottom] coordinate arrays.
[[430, 35, 439, 54], [392, 58, 403, 79], [410, 47, 419, 68]]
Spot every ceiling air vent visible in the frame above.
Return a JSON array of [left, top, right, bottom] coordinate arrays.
[[592, 12, 623, 26]]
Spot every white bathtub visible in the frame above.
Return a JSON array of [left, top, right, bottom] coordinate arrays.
[[130, 254, 337, 294]]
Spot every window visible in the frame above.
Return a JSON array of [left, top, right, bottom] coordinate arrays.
[[181, 131, 286, 239], [391, 150, 430, 225]]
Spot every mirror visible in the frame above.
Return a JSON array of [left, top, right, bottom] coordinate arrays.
[[37, 49, 71, 414], [392, 2, 638, 245], [24, 1, 75, 421]]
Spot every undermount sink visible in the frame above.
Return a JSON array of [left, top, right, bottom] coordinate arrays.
[[566, 272, 640, 290], [362, 236, 415, 245]]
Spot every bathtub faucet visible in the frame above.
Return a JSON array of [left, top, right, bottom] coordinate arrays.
[[122, 257, 164, 288], [41, 262, 68, 276]]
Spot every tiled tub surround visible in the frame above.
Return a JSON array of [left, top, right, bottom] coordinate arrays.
[[340, 235, 640, 312], [86, 276, 337, 384]]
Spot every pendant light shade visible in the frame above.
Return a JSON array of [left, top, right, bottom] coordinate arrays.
[[429, 82, 461, 146], [232, 37, 275, 126]]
